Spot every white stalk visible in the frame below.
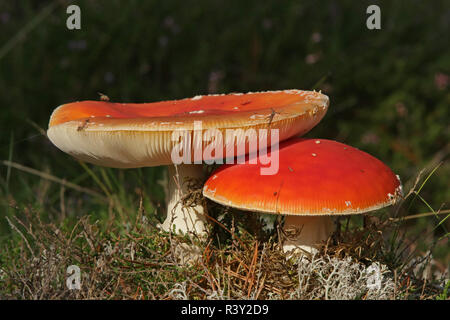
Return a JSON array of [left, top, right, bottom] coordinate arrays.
[[283, 215, 335, 255], [160, 164, 208, 238]]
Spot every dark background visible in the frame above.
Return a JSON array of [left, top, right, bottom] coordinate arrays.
[[0, 1, 449, 262]]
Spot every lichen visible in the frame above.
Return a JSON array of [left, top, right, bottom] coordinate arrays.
[[291, 254, 396, 300]]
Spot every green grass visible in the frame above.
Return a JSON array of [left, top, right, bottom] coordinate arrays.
[[437, 281, 450, 300]]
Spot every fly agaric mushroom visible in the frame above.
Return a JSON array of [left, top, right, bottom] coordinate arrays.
[[47, 90, 329, 238], [203, 138, 402, 255]]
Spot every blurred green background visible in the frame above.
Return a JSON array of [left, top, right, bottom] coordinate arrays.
[[0, 1, 448, 262]]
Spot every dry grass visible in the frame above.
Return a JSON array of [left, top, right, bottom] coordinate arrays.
[[0, 192, 447, 300], [0, 162, 448, 300]]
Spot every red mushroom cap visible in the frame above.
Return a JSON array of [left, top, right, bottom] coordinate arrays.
[[203, 138, 402, 215], [47, 90, 328, 168]]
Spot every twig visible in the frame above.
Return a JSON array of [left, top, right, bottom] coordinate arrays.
[[5, 216, 35, 258]]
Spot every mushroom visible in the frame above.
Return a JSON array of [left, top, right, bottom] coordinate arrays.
[[47, 90, 329, 239], [202, 138, 402, 255]]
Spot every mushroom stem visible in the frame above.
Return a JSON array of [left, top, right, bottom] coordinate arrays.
[[160, 164, 208, 238], [282, 215, 335, 255]]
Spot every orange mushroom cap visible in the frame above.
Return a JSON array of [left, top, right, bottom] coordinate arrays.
[[47, 90, 328, 168], [203, 138, 402, 216]]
